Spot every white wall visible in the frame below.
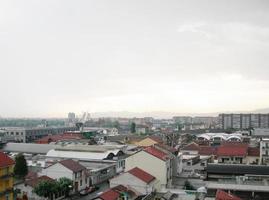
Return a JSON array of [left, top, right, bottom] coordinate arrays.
[[125, 151, 169, 190], [110, 173, 156, 195], [41, 163, 87, 192], [42, 163, 73, 180]]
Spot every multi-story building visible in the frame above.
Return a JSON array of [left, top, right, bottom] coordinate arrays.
[[4, 126, 77, 143], [125, 146, 173, 190], [0, 152, 15, 200], [219, 113, 269, 130], [173, 116, 192, 124], [260, 139, 269, 165], [241, 114, 251, 129], [42, 159, 88, 192]]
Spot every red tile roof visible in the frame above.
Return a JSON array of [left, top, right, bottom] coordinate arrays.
[[181, 142, 200, 151], [99, 189, 120, 200], [59, 159, 85, 172], [248, 147, 260, 157], [148, 136, 163, 144], [217, 144, 248, 157], [25, 176, 54, 188], [36, 133, 83, 144], [199, 146, 216, 155], [144, 146, 169, 161], [25, 171, 38, 180], [155, 143, 178, 153], [216, 190, 242, 200], [99, 185, 137, 200], [0, 152, 15, 168], [128, 167, 155, 183]]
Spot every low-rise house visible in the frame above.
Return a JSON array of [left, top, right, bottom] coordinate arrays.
[[216, 144, 248, 164], [96, 185, 138, 200], [15, 176, 59, 200], [0, 152, 15, 200], [110, 167, 157, 195], [42, 159, 87, 192], [180, 142, 200, 155], [135, 136, 163, 147], [79, 160, 117, 185], [125, 146, 172, 190], [216, 190, 242, 200], [246, 147, 260, 164]]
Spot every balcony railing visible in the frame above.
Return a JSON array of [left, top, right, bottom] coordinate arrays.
[[0, 188, 13, 196], [0, 173, 14, 179]]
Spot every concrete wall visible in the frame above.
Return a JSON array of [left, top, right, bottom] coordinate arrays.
[[110, 173, 156, 195], [125, 151, 170, 190], [41, 163, 87, 192]]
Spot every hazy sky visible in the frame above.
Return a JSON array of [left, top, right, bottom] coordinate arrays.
[[1, 0, 269, 117]]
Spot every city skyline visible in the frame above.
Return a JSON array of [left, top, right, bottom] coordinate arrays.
[[1, 0, 269, 117]]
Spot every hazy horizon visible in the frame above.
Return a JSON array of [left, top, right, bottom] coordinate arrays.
[[1, 0, 269, 117]]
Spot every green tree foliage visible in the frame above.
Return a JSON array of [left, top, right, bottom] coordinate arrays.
[[58, 177, 73, 196], [34, 178, 73, 199], [33, 180, 57, 200], [14, 153, 28, 178], [183, 180, 195, 190], [130, 122, 136, 133], [112, 120, 120, 129]]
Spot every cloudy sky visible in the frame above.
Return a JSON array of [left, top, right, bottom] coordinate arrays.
[[1, 0, 269, 117]]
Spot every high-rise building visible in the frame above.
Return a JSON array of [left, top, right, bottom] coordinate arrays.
[[68, 112, 76, 122], [219, 113, 269, 130]]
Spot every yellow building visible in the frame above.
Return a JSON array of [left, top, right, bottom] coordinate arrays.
[[0, 152, 15, 200], [135, 136, 163, 147]]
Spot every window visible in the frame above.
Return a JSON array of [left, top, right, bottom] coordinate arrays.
[[85, 178, 87, 184], [80, 179, 82, 186]]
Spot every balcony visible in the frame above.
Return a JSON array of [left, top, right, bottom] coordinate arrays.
[[0, 188, 13, 197], [0, 173, 14, 179]]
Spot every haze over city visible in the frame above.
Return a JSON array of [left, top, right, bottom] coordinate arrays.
[[1, 0, 269, 117]]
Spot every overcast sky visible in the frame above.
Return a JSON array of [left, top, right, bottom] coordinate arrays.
[[1, 0, 269, 117]]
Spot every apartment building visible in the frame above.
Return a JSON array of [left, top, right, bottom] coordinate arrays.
[[219, 113, 269, 130], [0, 152, 15, 200], [260, 139, 269, 165], [125, 146, 173, 190], [4, 127, 77, 143]]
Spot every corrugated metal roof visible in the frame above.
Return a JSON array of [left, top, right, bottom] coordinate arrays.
[[3, 143, 61, 154]]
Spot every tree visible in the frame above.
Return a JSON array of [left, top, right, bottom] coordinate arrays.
[[58, 177, 73, 197], [112, 120, 120, 129], [33, 180, 56, 200], [14, 153, 28, 178], [183, 180, 195, 190], [130, 122, 136, 133], [34, 178, 73, 199]]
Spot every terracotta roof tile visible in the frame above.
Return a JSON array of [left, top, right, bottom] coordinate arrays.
[[59, 159, 85, 172], [144, 146, 169, 161], [0, 152, 15, 168], [128, 167, 155, 183], [216, 190, 242, 200], [181, 142, 200, 151], [25, 176, 54, 188], [199, 146, 217, 155], [248, 147, 260, 157], [148, 136, 163, 144], [99, 189, 120, 200], [155, 143, 177, 153], [217, 144, 248, 157]]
